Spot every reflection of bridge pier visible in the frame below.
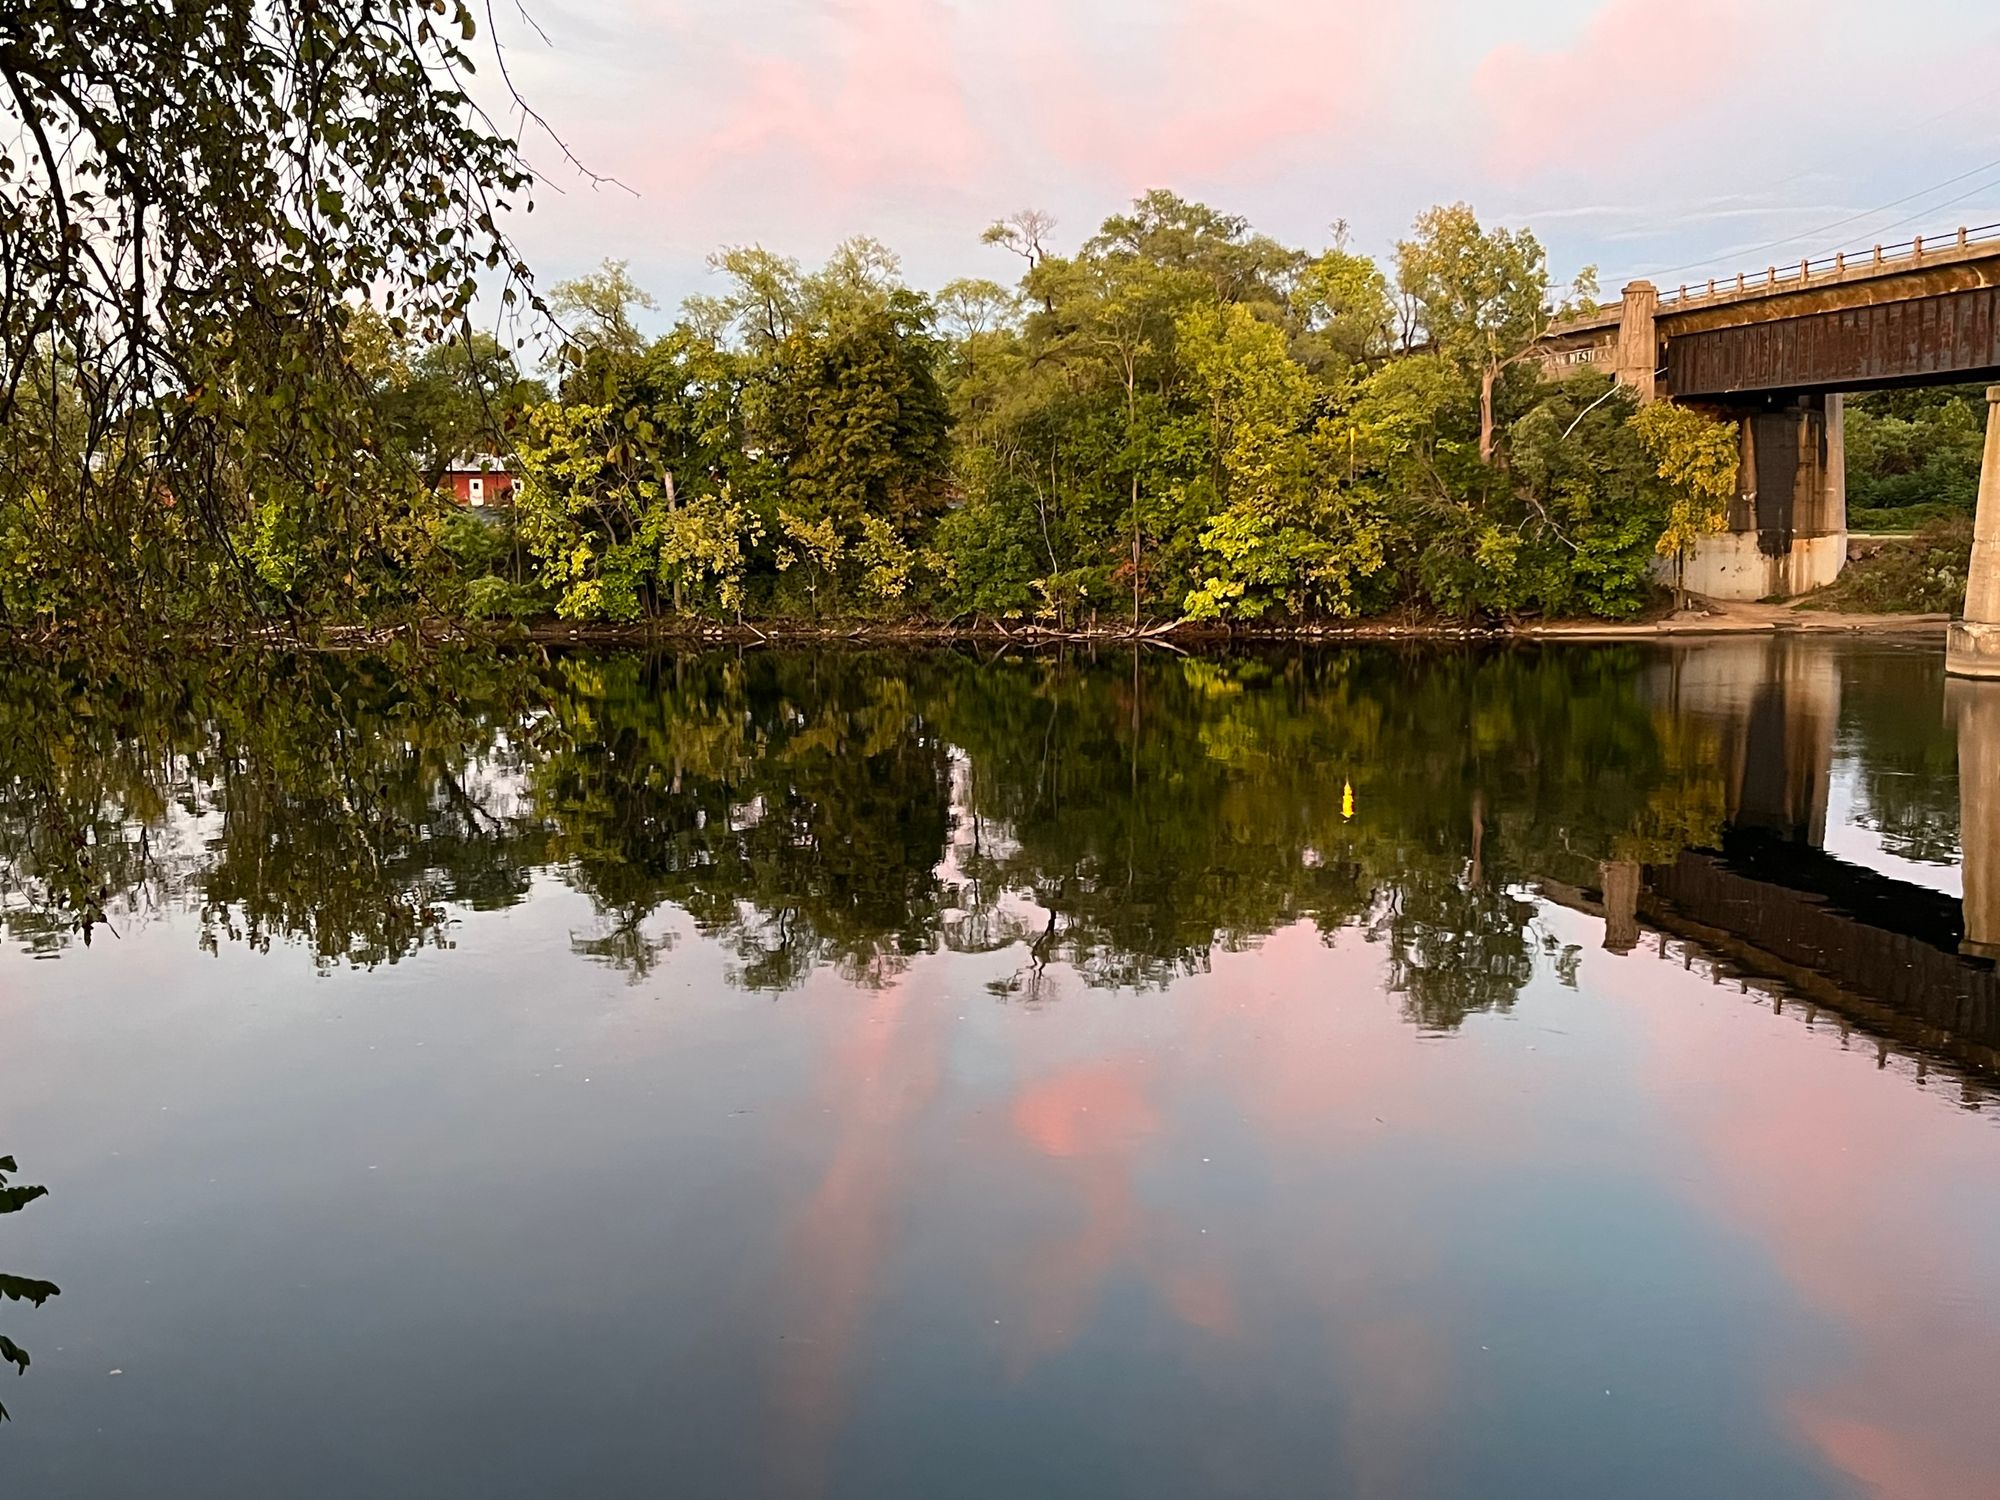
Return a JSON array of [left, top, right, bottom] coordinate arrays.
[[1561, 641, 2000, 1092], [1949, 677, 2000, 956], [1729, 639, 1840, 845], [1646, 636, 1842, 845]]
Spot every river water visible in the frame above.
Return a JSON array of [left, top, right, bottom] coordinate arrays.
[[2, 639, 1996, 1498]]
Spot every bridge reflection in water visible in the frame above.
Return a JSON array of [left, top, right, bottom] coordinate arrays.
[[1560, 639, 1999, 1103]]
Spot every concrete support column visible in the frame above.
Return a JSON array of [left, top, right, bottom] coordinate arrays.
[[1682, 398, 1847, 601], [1613, 281, 1659, 403], [1823, 393, 1848, 540], [1727, 414, 1758, 532], [1947, 386, 2000, 678], [1949, 679, 2000, 955]]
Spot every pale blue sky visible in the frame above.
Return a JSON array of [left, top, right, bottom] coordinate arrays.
[[486, 0, 2000, 318]]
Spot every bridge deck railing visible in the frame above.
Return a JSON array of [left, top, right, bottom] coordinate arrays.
[[1654, 221, 2000, 310]]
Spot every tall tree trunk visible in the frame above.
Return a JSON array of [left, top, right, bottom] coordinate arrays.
[[1131, 472, 1141, 631], [1125, 369, 1141, 631], [1479, 365, 1498, 464]]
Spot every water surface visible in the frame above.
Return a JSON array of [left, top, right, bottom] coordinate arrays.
[[3, 639, 1996, 1498]]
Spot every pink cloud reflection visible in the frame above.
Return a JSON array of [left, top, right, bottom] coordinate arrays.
[[1628, 957, 2000, 1499]]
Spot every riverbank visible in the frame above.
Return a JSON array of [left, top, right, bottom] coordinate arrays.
[[508, 597, 1951, 649], [5, 597, 1943, 655]]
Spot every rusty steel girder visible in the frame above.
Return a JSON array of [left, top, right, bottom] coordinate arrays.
[[1669, 285, 2000, 396]]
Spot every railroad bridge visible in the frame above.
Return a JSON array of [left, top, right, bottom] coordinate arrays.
[[1537, 225, 2000, 636]]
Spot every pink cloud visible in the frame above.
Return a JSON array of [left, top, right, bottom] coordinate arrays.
[[1006, 0, 1412, 186], [704, 0, 984, 194], [620, 0, 985, 206], [1474, 0, 1798, 178], [602, 0, 1416, 219]]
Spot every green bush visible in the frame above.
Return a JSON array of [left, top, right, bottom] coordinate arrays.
[[1801, 517, 1971, 614]]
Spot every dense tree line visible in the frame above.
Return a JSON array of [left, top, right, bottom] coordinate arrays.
[[454, 196, 1740, 629]]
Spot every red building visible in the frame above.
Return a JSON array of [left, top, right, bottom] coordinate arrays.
[[441, 455, 516, 508]]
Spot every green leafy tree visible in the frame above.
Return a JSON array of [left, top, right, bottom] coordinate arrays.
[[1177, 303, 1385, 619], [1502, 374, 1668, 618], [1396, 204, 1595, 464], [1631, 401, 1741, 608], [751, 294, 951, 541], [513, 400, 760, 621], [774, 510, 845, 616], [943, 195, 1259, 626], [1289, 238, 1397, 373], [0, 0, 543, 636], [1845, 385, 1985, 530], [550, 259, 659, 361]]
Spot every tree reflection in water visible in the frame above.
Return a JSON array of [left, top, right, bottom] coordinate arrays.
[[0, 642, 1970, 1043]]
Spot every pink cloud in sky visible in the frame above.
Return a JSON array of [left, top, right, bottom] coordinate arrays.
[[628, 0, 986, 206], [494, 0, 2000, 310], [604, 0, 1416, 221], [1474, 0, 1798, 179], [1009, 0, 1412, 187]]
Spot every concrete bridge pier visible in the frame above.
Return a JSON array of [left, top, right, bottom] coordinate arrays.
[[1946, 386, 2000, 678], [1612, 280, 1658, 403], [1678, 395, 1847, 602]]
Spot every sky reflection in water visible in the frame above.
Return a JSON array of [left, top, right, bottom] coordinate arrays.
[[2, 639, 1996, 1499]]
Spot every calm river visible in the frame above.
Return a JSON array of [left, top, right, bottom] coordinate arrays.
[[3, 639, 1996, 1498]]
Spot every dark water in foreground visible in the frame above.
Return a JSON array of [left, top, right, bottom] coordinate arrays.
[[3, 640, 1997, 1498]]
